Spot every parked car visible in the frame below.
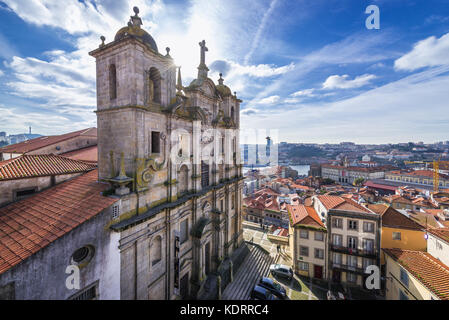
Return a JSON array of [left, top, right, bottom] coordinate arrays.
[[250, 285, 280, 300], [269, 264, 293, 281], [258, 277, 287, 299]]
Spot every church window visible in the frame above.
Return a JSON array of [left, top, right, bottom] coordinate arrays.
[[109, 64, 117, 100], [178, 165, 189, 195], [180, 219, 189, 244], [151, 236, 162, 266], [232, 194, 235, 209], [201, 161, 209, 188], [151, 131, 160, 154], [231, 106, 235, 121], [148, 67, 161, 104], [221, 136, 225, 154], [71, 245, 95, 266]]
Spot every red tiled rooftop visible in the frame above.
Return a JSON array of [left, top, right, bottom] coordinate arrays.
[[368, 204, 423, 230], [317, 195, 372, 214], [61, 145, 98, 163], [0, 154, 97, 180], [384, 248, 449, 300], [0, 169, 118, 275], [427, 228, 449, 243], [0, 128, 97, 154], [287, 204, 325, 228]]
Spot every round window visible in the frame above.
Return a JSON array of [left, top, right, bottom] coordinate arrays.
[[71, 245, 95, 266]]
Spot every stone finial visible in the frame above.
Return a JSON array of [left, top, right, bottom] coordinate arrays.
[[165, 47, 171, 58], [176, 66, 183, 93], [130, 6, 143, 28], [99, 35, 105, 47], [218, 73, 224, 85]]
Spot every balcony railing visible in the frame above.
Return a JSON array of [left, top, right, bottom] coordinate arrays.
[[331, 262, 365, 275], [330, 244, 378, 258]]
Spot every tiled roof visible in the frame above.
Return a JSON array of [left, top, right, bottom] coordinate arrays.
[[383, 248, 449, 300], [368, 204, 422, 230], [0, 128, 97, 154], [364, 180, 398, 191], [61, 145, 98, 163], [317, 195, 372, 214], [427, 228, 449, 243], [383, 194, 414, 204], [389, 169, 449, 180], [0, 169, 118, 275], [287, 204, 325, 228], [0, 154, 97, 180]]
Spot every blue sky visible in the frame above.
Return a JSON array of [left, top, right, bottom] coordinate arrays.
[[0, 0, 449, 144]]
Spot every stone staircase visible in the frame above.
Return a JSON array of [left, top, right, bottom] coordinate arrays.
[[222, 244, 274, 300]]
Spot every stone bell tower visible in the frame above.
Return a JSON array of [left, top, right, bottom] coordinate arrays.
[[89, 7, 177, 182]]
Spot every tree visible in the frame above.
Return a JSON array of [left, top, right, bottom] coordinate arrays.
[[353, 177, 365, 186]]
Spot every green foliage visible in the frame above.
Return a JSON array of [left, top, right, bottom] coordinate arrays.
[[353, 177, 365, 186]]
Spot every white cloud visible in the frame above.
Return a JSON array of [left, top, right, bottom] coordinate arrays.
[[395, 32, 449, 71], [241, 108, 257, 116], [243, 0, 279, 64], [241, 66, 449, 144], [256, 95, 280, 105], [290, 89, 315, 97], [284, 98, 301, 104], [322, 74, 376, 90], [0, 69, 4, 77]]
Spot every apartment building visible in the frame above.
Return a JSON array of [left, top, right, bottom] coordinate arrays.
[[426, 228, 449, 267], [321, 164, 387, 184], [385, 170, 449, 189], [312, 195, 381, 287], [287, 204, 327, 279], [383, 249, 449, 300]]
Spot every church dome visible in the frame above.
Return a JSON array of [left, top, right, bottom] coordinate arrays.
[[216, 84, 232, 97], [114, 7, 158, 53], [216, 73, 232, 97]]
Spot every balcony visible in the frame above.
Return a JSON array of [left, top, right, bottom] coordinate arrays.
[[330, 244, 378, 259], [331, 262, 365, 275]]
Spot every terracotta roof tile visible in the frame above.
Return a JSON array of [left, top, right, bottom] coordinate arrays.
[[427, 228, 449, 243], [287, 204, 325, 228], [61, 145, 98, 163], [384, 248, 449, 300], [0, 128, 97, 154], [368, 204, 423, 230], [0, 169, 118, 275], [0, 154, 96, 180]]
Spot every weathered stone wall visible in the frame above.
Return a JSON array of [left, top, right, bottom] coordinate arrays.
[[0, 206, 121, 300], [0, 172, 84, 206]]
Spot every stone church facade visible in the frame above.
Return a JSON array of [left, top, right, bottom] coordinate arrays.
[[89, 7, 244, 300]]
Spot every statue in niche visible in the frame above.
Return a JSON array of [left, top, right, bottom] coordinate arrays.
[[148, 77, 154, 102]]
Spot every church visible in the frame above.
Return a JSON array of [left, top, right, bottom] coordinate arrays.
[[89, 7, 244, 299]]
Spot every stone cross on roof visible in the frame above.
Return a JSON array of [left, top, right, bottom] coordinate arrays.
[[197, 40, 209, 79], [199, 40, 208, 66]]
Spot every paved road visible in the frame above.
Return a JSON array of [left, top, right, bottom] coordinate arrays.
[[222, 244, 274, 300]]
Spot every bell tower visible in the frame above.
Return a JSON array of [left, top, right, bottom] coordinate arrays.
[[89, 7, 177, 183]]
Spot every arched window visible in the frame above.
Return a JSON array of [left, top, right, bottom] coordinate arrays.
[[109, 64, 117, 100], [219, 162, 224, 182], [151, 235, 162, 266], [231, 106, 235, 121], [148, 67, 161, 104], [179, 165, 189, 195]]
